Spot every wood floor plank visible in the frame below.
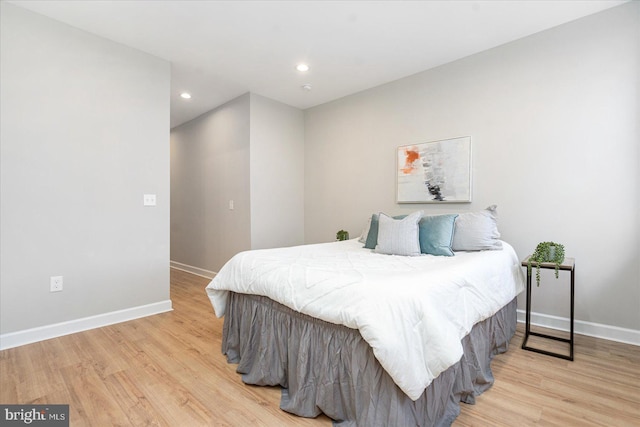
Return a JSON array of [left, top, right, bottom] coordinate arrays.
[[1, 268, 638, 426]]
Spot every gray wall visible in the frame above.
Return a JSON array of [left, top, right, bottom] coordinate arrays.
[[170, 94, 252, 273], [0, 3, 171, 334], [304, 3, 640, 332], [170, 93, 304, 272], [250, 94, 305, 249]]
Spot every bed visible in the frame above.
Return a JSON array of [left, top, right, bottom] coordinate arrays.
[[206, 207, 525, 426]]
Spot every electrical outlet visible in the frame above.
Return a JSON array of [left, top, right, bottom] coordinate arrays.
[[229, 200, 234, 210], [143, 194, 156, 206], [50, 276, 63, 292]]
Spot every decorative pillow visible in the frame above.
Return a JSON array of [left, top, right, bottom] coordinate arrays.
[[452, 205, 502, 251], [374, 211, 422, 256], [363, 213, 380, 249], [363, 213, 408, 249], [358, 216, 372, 243], [418, 214, 458, 256]]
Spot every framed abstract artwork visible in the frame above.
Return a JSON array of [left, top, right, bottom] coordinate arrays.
[[397, 136, 472, 203]]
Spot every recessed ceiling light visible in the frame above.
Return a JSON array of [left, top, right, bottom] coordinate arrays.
[[296, 63, 310, 72], [180, 92, 192, 99]]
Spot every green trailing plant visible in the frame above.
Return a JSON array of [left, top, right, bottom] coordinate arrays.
[[528, 241, 565, 286], [336, 230, 350, 241]]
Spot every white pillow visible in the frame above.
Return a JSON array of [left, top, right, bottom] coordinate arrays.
[[375, 211, 422, 256], [452, 205, 503, 251], [358, 216, 372, 243]]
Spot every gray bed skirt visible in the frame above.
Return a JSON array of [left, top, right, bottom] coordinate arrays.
[[222, 292, 517, 427]]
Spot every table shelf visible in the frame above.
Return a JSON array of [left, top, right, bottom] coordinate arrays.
[[521, 256, 575, 361]]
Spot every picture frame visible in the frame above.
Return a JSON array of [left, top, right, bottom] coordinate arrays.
[[397, 136, 472, 203]]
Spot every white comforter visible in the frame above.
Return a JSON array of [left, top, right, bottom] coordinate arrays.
[[206, 239, 525, 401]]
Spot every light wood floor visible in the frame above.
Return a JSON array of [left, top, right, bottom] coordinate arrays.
[[1, 269, 639, 426]]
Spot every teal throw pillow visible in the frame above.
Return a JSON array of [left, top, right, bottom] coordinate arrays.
[[418, 214, 458, 256], [363, 213, 380, 249]]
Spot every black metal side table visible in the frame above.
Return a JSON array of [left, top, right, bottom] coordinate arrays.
[[521, 256, 575, 361]]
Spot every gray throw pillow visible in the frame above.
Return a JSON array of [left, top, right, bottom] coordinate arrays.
[[375, 211, 422, 256], [451, 205, 502, 251]]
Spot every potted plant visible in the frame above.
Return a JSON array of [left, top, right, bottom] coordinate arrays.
[[527, 241, 565, 286], [336, 230, 350, 241]]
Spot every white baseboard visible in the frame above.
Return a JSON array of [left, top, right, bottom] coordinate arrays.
[[0, 300, 172, 351], [516, 309, 640, 347], [170, 261, 217, 279]]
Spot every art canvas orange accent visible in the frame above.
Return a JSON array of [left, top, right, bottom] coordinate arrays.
[[401, 149, 421, 174], [397, 136, 472, 203]]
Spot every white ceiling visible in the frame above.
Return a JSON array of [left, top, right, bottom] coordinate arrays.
[[10, 0, 627, 128]]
